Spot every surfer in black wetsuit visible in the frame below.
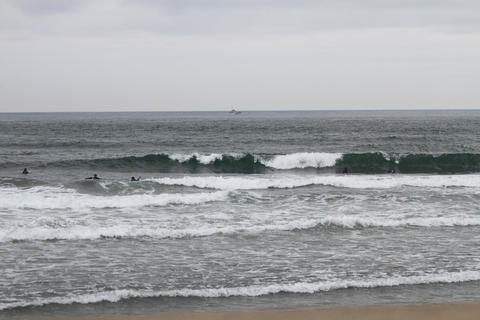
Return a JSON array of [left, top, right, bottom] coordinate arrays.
[[22, 168, 29, 174], [131, 176, 137, 181], [86, 173, 100, 180], [342, 167, 349, 174]]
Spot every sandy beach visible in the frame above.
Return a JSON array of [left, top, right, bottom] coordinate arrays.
[[38, 303, 478, 320]]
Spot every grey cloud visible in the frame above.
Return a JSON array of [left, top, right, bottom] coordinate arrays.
[[92, 0, 480, 35], [3, 0, 480, 37], [129, 0, 480, 35], [8, 0, 90, 15], [123, 0, 480, 15]]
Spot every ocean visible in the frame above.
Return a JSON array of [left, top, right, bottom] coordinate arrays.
[[1, 110, 480, 318]]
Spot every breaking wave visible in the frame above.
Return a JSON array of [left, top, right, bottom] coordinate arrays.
[[42, 153, 267, 173], [6, 152, 480, 174], [263, 152, 342, 169], [2, 270, 480, 310]]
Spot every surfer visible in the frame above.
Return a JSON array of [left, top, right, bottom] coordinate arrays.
[[387, 169, 396, 174], [342, 167, 349, 174], [86, 173, 100, 180], [130, 176, 141, 181], [22, 168, 29, 174]]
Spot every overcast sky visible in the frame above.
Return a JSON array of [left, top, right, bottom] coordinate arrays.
[[1, 0, 479, 112]]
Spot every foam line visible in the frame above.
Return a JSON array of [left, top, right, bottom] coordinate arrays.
[[3, 214, 480, 243], [2, 270, 480, 310], [0, 186, 227, 210], [149, 174, 480, 190]]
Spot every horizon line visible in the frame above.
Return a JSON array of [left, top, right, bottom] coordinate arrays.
[[1, 107, 480, 113]]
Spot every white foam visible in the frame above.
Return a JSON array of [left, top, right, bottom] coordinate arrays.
[[319, 215, 480, 228], [0, 215, 320, 242], [169, 152, 342, 169], [0, 186, 227, 210], [0, 224, 224, 242], [2, 269, 480, 310], [263, 152, 342, 169], [169, 153, 233, 164], [4, 212, 480, 243], [149, 175, 315, 190], [149, 174, 480, 190]]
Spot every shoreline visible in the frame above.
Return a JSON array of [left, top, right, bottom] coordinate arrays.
[[28, 302, 479, 320]]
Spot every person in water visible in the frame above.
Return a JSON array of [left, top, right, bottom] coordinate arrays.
[[387, 169, 395, 174], [131, 176, 141, 181], [342, 167, 349, 174], [86, 173, 100, 180], [22, 168, 29, 174]]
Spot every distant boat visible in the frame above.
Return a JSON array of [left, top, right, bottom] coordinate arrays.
[[229, 108, 242, 115]]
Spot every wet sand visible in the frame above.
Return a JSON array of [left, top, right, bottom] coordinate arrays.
[[47, 302, 480, 320]]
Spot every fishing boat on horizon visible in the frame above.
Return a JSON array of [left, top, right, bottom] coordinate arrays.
[[229, 108, 242, 115]]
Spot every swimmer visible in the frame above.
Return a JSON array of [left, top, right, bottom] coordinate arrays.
[[86, 173, 100, 180], [22, 168, 30, 174]]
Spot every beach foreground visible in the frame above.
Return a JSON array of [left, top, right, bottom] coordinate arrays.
[[44, 303, 480, 320]]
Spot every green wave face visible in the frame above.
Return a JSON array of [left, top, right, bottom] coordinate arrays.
[[53, 153, 267, 174], [335, 153, 395, 174], [398, 154, 480, 173], [336, 153, 480, 174], [26, 152, 480, 174]]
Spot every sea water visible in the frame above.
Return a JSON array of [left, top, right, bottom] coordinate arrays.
[[1, 110, 480, 318]]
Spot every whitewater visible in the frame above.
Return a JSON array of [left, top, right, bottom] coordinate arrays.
[[2, 110, 480, 318]]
